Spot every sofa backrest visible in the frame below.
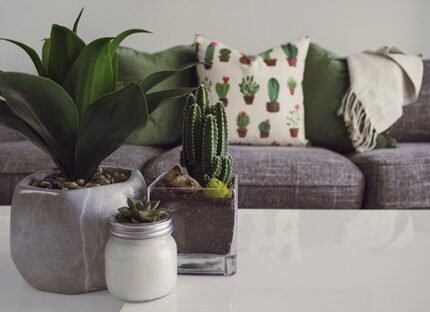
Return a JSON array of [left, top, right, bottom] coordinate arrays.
[[0, 124, 23, 143], [390, 60, 430, 142]]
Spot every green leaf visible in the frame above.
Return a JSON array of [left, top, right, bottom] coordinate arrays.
[[139, 63, 199, 93], [145, 87, 194, 114], [0, 72, 79, 176], [63, 29, 149, 118], [74, 82, 148, 179], [48, 24, 85, 84], [73, 8, 84, 33], [42, 39, 50, 70], [0, 38, 47, 77]]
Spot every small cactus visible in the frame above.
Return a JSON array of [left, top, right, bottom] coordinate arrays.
[[117, 197, 167, 224], [239, 76, 260, 104], [259, 49, 277, 66], [287, 77, 297, 95], [258, 120, 271, 138], [218, 48, 231, 62], [215, 76, 230, 105], [236, 111, 250, 138], [204, 42, 217, 69], [181, 85, 233, 187], [281, 43, 298, 66], [267, 78, 280, 112]]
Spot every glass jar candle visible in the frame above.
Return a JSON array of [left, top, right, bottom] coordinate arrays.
[[105, 215, 177, 302]]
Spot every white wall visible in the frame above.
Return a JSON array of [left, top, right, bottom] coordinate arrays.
[[0, 0, 429, 73]]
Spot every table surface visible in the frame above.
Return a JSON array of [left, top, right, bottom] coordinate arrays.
[[1, 206, 430, 312]]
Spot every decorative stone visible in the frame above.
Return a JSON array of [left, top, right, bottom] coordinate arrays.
[[10, 167, 146, 294]]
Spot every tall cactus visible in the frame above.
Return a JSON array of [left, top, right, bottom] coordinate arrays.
[[181, 84, 232, 186], [204, 42, 217, 69]]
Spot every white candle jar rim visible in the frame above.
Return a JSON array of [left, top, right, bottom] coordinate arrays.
[[109, 215, 173, 240]]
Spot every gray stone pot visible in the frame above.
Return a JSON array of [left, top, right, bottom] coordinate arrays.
[[10, 167, 146, 294]]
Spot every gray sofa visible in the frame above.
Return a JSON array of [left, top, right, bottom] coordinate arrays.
[[1, 61, 430, 209]]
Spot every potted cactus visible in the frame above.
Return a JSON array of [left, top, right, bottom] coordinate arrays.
[[148, 85, 237, 276], [286, 105, 301, 138], [288, 77, 297, 95], [204, 41, 217, 69], [282, 43, 298, 67], [259, 120, 271, 138], [239, 76, 260, 104], [237, 111, 250, 138], [259, 49, 277, 66], [219, 48, 232, 62], [215, 76, 230, 106], [266, 78, 280, 112], [239, 54, 252, 65], [0, 10, 194, 294]]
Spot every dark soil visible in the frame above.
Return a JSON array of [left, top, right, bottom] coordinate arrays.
[[31, 167, 130, 191]]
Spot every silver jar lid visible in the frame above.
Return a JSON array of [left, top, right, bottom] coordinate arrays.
[[109, 215, 173, 240]]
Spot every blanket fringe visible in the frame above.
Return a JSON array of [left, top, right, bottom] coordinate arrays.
[[338, 89, 378, 153]]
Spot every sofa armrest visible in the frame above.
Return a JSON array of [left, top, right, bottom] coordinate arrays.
[[0, 124, 23, 143]]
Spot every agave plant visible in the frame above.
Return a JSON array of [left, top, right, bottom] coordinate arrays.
[[0, 9, 194, 180], [117, 197, 167, 223]]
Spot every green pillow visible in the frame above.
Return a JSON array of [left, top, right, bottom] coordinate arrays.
[[303, 43, 354, 153], [118, 45, 198, 147]]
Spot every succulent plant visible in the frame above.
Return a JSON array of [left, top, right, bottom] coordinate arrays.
[[117, 197, 167, 224], [239, 76, 260, 96], [219, 48, 231, 62], [281, 43, 298, 57], [286, 109, 300, 127], [259, 49, 273, 60], [181, 85, 233, 187], [268, 78, 280, 103], [237, 111, 250, 129], [259, 120, 271, 133], [0, 9, 194, 180], [204, 42, 217, 69], [287, 77, 297, 95], [215, 76, 230, 100]]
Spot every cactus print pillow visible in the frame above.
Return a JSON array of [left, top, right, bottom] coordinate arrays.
[[195, 35, 310, 146]]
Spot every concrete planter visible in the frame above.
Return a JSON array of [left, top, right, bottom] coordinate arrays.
[[10, 167, 146, 294]]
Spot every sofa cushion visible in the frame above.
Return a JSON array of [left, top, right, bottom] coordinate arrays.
[[0, 124, 23, 143], [0, 141, 163, 205], [390, 60, 430, 142], [350, 143, 430, 208], [144, 145, 365, 209]]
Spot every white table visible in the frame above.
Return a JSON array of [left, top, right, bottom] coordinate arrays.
[[1, 206, 430, 312]]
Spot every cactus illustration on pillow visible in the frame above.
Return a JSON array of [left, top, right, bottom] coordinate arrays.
[[236, 111, 250, 138], [286, 104, 301, 138], [219, 48, 231, 62], [259, 49, 277, 66], [281, 43, 298, 67], [215, 76, 230, 106], [266, 78, 280, 112], [287, 77, 297, 95], [258, 120, 271, 138], [239, 76, 260, 104], [204, 41, 217, 69]]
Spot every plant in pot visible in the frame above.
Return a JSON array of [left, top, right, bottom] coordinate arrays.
[[105, 197, 177, 302], [218, 48, 231, 62], [287, 77, 297, 95], [215, 76, 230, 106], [0, 9, 194, 294], [204, 41, 217, 69], [148, 85, 238, 276], [259, 48, 277, 66], [286, 105, 301, 138], [237, 111, 250, 138], [239, 75, 259, 104], [259, 120, 271, 138], [266, 78, 280, 112], [281, 43, 298, 67]]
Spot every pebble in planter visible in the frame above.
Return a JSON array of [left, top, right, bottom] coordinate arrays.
[[0, 8, 195, 294], [149, 85, 238, 276]]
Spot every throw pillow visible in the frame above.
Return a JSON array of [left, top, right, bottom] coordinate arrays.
[[117, 45, 198, 147], [195, 35, 310, 146]]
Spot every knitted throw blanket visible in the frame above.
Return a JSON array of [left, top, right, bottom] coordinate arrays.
[[338, 47, 423, 152]]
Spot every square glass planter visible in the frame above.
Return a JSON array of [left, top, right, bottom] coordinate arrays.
[[148, 174, 238, 276]]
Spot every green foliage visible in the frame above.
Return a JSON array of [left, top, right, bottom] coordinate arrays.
[[205, 178, 231, 199], [236, 111, 250, 128], [259, 49, 273, 60], [117, 197, 167, 223], [215, 76, 230, 98], [204, 42, 216, 67], [288, 77, 297, 89], [286, 109, 300, 127], [259, 120, 271, 132], [281, 43, 298, 57], [181, 85, 233, 187], [239, 76, 260, 96], [0, 9, 194, 180], [219, 48, 231, 57], [268, 78, 280, 102]]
